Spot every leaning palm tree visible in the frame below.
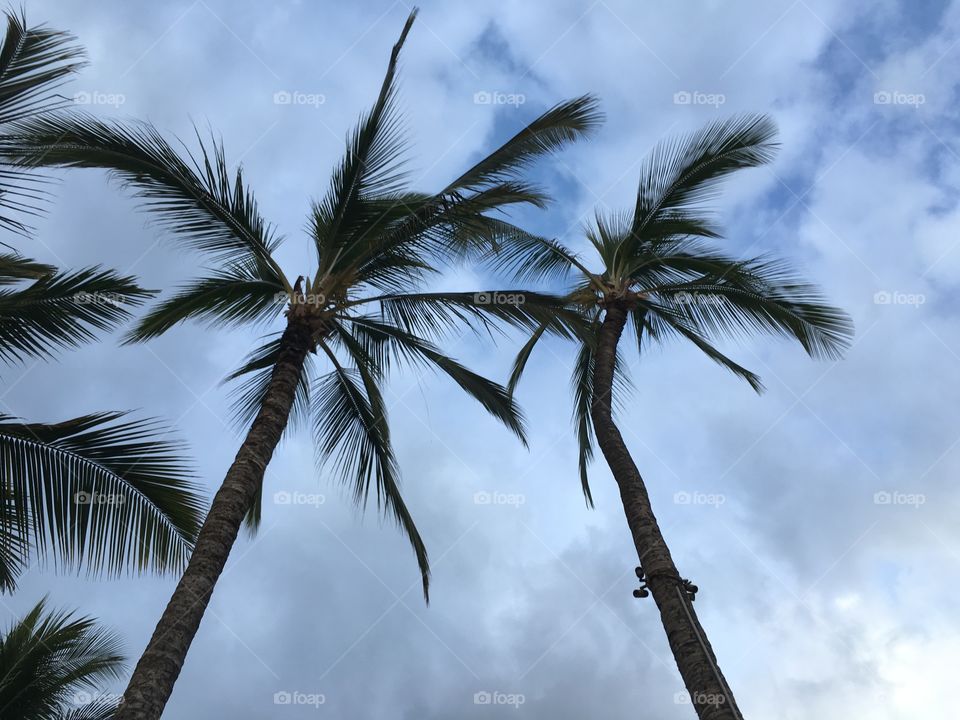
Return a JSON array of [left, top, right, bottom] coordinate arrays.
[[0, 598, 124, 720], [0, 11, 206, 592], [3, 10, 597, 718], [503, 115, 853, 719]]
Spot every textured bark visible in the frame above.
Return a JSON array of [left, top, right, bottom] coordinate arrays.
[[115, 319, 313, 720], [591, 300, 742, 720]]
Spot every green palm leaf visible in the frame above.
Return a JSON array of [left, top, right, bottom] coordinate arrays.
[[0, 598, 124, 720], [0, 11, 85, 124], [311, 10, 416, 274], [0, 267, 153, 363], [124, 258, 284, 343], [443, 94, 602, 193], [632, 113, 777, 239], [59, 697, 119, 720], [0, 10, 86, 234], [0, 252, 54, 283], [359, 290, 585, 340], [642, 307, 764, 392], [571, 338, 596, 508], [643, 255, 853, 361], [0, 412, 204, 590], [336, 315, 528, 444], [313, 342, 429, 599], [3, 114, 287, 282]]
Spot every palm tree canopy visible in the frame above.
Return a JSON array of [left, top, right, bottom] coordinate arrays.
[[0, 8, 598, 598], [0, 598, 124, 720], [499, 114, 854, 505]]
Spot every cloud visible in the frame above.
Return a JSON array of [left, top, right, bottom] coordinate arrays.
[[6, 0, 958, 717]]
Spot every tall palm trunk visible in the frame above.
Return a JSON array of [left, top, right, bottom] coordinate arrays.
[[115, 319, 314, 720], [591, 300, 742, 720]]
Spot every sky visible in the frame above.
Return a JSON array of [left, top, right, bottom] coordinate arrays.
[[3, 0, 958, 717]]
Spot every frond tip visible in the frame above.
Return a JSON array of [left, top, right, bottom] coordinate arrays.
[[313, 342, 431, 601]]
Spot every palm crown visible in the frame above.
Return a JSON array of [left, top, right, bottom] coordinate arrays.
[[503, 114, 854, 504], [4, 9, 599, 596]]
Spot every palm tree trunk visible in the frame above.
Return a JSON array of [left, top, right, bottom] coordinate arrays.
[[115, 319, 314, 720], [590, 300, 742, 720]]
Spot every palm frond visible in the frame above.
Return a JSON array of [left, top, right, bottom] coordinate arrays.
[[2, 113, 288, 281], [313, 342, 430, 600], [474, 226, 592, 285], [443, 94, 602, 193], [335, 316, 528, 444], [643, 307, 765, 392], [123, 258, 285, 344], [0, 487, 26, 591], [0, 11, 85, 124], [0, 598, 124, 720], [644, 255, 853, 360], [0, 412, 204, 589], [0, 251, 54, 283], [506, 320, 550, 396], [0, 267, 153, 363], [355, 290, 586, 341], [632, 113, 778, 241], [311, 9, 416, 273], [335, 95, 601, 281], [0, 11, 86, 234], [571, 339, 596, 508], [59, 697, 120, 720]]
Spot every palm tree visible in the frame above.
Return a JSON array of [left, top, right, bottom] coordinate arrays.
[[503, 115, 853, 719], [0, 11, 206, 592], [0, 597, 125, 720], [4, 10, 598, 718]]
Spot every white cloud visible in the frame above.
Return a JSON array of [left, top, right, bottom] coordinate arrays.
[[7, 0, 959, 717]]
